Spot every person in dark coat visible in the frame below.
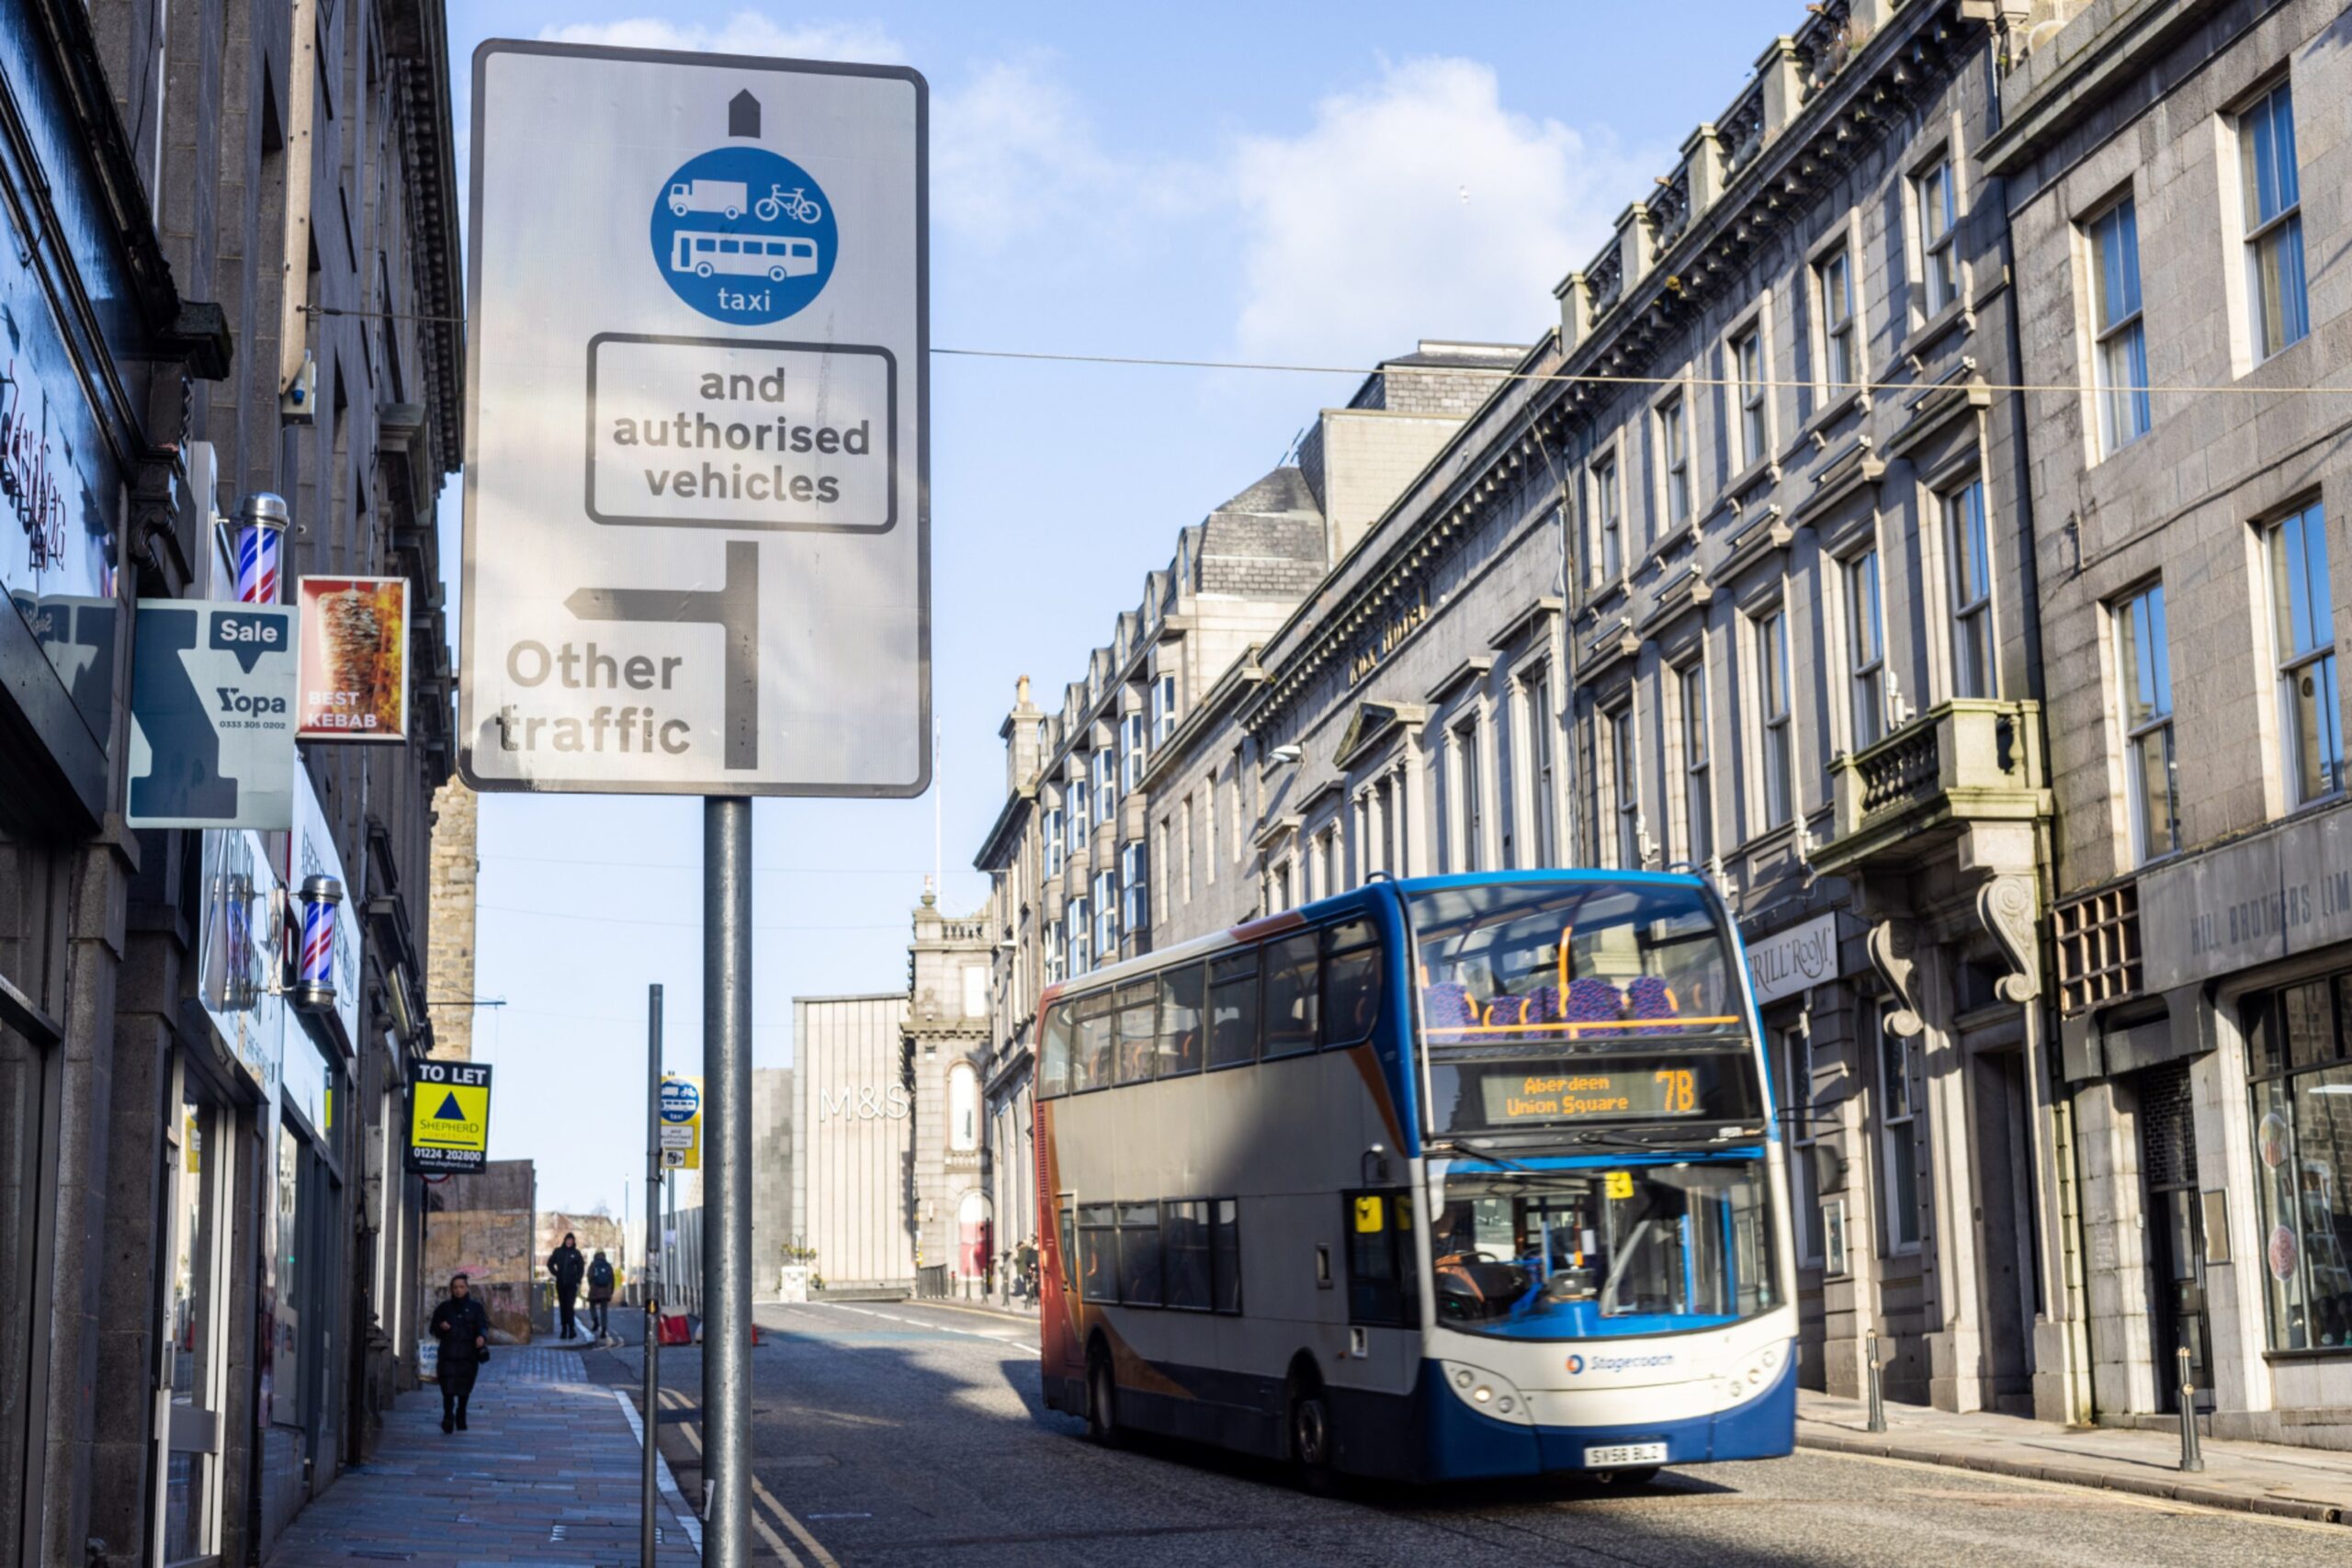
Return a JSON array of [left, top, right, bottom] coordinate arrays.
[[548, 1233, 586, 1340], [428, 1273, 490, 1432], [585, 1249, 616, 1340]]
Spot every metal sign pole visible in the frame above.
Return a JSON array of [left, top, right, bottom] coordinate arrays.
[[642, 984, 663, 1568], [704, 798, 753, 1568]]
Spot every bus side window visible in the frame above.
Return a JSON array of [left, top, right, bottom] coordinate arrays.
[[1159, 962, 1205, 1074], [1039, 1002, 1073, 1098], [1322, 919, 1382, 1048], [1162, 1201, 1210, 1308], [1072, 993, 1114, 1091], [1078, 1204, 1117, 1303], [1211, 1198, 1242, 1314], [1206, 953, 1260, 1068], [1113, 980, 1157, 1085], [696, 237, 716, 252], [1057, 1199, 1077, 1290], [1261, 931, 1318, 1058]]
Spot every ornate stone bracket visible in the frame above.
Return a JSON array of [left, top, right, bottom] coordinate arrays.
[[1866, 918, 1925, 1038], [1976, 874, 2042, 1004]]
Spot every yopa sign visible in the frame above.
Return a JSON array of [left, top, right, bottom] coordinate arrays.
[[459, 41, 929, 798], [660, 1073, 703, 1169], [127, 601, 300, 829], [409, 1060, 493, 1174]]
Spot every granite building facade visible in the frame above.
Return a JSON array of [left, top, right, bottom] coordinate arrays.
[[1, 2, 463, 1562]]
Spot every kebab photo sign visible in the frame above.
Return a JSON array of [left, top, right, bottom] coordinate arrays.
[[296, 576, 410, 742]]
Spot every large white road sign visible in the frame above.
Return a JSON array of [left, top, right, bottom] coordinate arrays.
[[460, 42, 928, 796]]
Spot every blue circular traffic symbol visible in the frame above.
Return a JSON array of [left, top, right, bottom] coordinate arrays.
[[660, 1079, 701, 1122], [650, 145, 838, 324]]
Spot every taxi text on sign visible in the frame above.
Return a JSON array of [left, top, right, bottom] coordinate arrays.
[[409, 1060, 494, 1174], [660, 1073, 704, 1169], [458, 41, 929, 797]]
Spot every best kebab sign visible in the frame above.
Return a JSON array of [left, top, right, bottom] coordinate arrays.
[[459, 42, 929, 797]]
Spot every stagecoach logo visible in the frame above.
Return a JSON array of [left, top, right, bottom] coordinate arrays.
[[1566, 1352, 1674, 1375], [1566, 1354, 1584, 1374], [649, 145, 838, 325]]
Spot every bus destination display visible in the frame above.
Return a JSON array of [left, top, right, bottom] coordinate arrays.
[[1432, 1055, 1760, 1134]]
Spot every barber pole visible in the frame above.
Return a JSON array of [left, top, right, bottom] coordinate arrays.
[[235, 491, 290, 604], [292, 874, 342, 1011]]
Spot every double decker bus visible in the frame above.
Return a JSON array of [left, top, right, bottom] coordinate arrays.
[[1035, 869, 1793, 1485]]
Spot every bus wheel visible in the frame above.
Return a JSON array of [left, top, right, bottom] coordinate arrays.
[[1289, 1386, 1337, 1494], [695, 263, 714, 278], [1085, 1348, 1123, 1448]]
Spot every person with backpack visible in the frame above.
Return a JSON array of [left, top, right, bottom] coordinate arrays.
[[548, 1232, 586, 1341], [585, 1249, 616, 1340]]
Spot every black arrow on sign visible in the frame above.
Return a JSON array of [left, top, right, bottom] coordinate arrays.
[[566, 539, 759, 770]]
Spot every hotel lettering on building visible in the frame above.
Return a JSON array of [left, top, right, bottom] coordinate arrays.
[[973, 0, 2352, 1449], [1, 5, 464, 1562]]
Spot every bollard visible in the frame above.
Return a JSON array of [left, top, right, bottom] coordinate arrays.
[[1865, 1330, 1887, 1434], [2177, 1347, 2203, 1472]]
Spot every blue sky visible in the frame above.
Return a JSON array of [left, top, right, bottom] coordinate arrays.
[[442, 2, 1793, 1217]]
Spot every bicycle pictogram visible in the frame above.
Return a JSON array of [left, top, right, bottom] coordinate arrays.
[[756, 185, 823, 223]]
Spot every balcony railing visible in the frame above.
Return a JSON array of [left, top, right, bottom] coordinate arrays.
[[1819, 699, 2048, 872]]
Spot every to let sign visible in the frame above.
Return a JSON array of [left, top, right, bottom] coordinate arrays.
[[459, 41, 929, 798], [409, 1060, 494, 1174]]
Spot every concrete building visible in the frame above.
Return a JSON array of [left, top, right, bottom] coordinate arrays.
[[752, 1066, 795, 1298], [903, 894, 995, 1291], [422, 1161, 537, 1342], [791, 993, 915, 1291], [1990, 0, 2352, 1446], [1, 4, 462, 1563]]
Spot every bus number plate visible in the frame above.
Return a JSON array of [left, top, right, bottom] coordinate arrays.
[[1583, 1442, 1666, 1468]]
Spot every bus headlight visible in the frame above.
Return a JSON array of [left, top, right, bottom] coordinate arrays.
[[1440, 1361, 1532, 1425]]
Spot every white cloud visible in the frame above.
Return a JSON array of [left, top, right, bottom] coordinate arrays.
[[536, 14, 903, 62], [1227, 58, 1652, 366], [934, 57, 1105, 243]]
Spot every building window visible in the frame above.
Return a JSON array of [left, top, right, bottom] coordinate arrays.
[[1755, 607, 1793, 829], [1451, 720, 1483, 873], [1816, 243, 1857, 392], [2113, 582, 2178, 863], [1092, 869, 1119, 956], [1045, 918, 1064, 984], [2239, 80, 2307, 362], [2267, 502, 2342, 805], [962, 964, 988, 1020], [1732, 326, 1767, 469], [1067, 898, 1090, 973], [1179, 795, 1193, 905], [1945, 478, 1995, 699], [1679, 663, 1712, 866], [1523, 669, 1556, 867], [1378, 774, 1402, 876], [2245, 975, 2352, 1350], [1846, 547, 1885, 750], [1877, 1007, 1921, 1252], [1121, 711, 1147, 793], [1781, 1025, 1819, 1266], [948, 1064, 978, 1152], [1657, 393, 1690, 527], [1067, 780, 1089, 851], [1150, 671, 1179, 746], [1592, 453, 1622, 581], [1917, 157, 1959, 315], [1120, 841, 1148, 937], [1606, 705, 1640, 870], [1044, 804, 1066, 876], [1092, 748, 1117, 823], [2088, 197, 2151, 453]]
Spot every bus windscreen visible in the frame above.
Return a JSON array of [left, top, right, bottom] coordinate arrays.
[[1407, 880, 1745, 1048]]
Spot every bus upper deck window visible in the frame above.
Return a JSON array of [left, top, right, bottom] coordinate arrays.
[[1159, 963, 1205, 1075]]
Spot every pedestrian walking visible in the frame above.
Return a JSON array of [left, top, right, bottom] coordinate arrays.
[[548, 1232, 586, 1341], [586, 1248, 616, 1341], [1014, 1235, 1038, 1303], [428, 1272, 490, 1433]]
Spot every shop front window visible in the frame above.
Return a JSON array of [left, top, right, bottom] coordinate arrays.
[[2246, 976, 2352, 1350]]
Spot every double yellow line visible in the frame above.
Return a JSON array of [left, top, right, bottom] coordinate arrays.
[[655, 1387, 841, 1566]]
